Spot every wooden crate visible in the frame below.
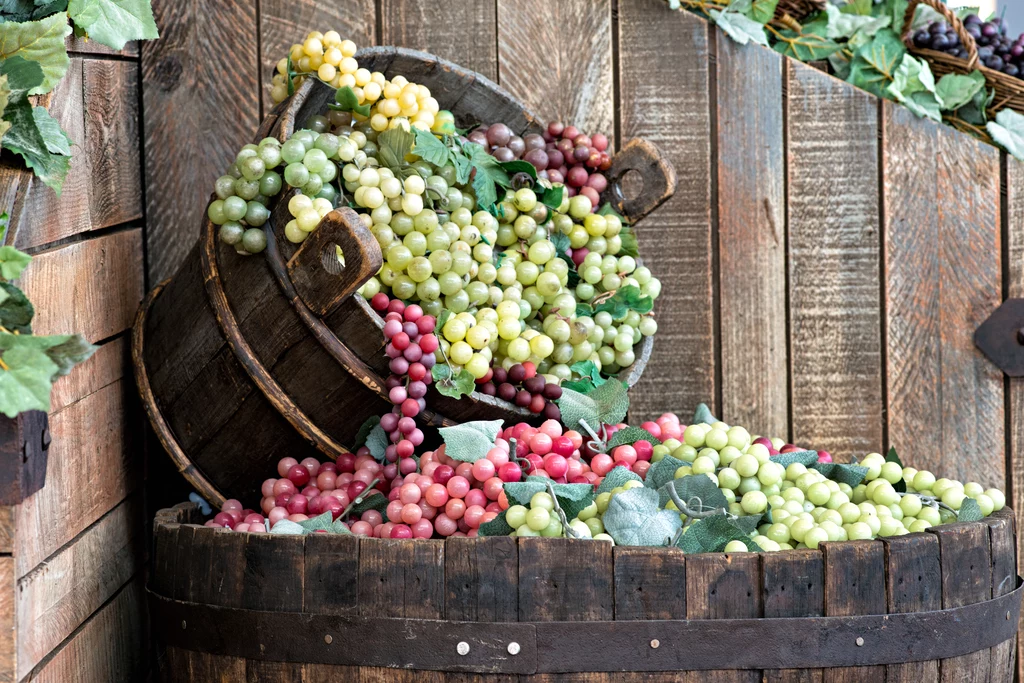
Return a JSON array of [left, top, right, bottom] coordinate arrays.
[[0, 37, 147, 683]]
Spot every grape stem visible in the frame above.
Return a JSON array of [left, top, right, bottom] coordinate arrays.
[[508, 437, 532, 472], [578, 419, 609, 456], [545, 480, 585, 539], [897, 490, 959, 516], [340, 477, 381, 521]]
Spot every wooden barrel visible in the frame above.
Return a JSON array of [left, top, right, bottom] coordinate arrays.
[[151, 502, 1021, 681], [132, 47, 676, 507]]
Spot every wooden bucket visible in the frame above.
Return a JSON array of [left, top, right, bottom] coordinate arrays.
[[151, 502, 1021, 681], [133, 47, 676, 507]]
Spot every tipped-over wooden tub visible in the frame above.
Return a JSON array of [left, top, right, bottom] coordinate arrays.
[[133, 47, 676, 507], [152, 502, 1021, 681]]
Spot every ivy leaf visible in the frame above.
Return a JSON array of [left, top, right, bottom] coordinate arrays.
[[878, 0, 909, 29], [770, 450, 819, 467], [0, 283, 32, 332], [710, 7, 769, 47], [593, 285, 653, 319], [848, 28, 907, 99], [353, 415, 380, 449], [823, 4, 891, 40], [478, 509, 514, 537], [987, 109, 1024, 162], [603, 486, 681, 547], [0, 11, 71, 94], [885, 446, 903, 467], [811, 462, 869, 487], [692, 402, 717, 425], [677, 515, 763, 553], [773, 30, 841, 61], [31, 105, 70, 154], [331, 85, 371, 117], [412, 126, 449, 166], [596, 465, 643, 495], [935, 71, 985, 112], [0, 0, 37, 22], [556, 380, 629, 433], [364, 421, 388, 462], [67, 0, 157, 51], [607, 426, 662, 449], [660, 473, 728, 511], [0, 75, 10, 145], [746, 0, 778, 25], [439, 419, 503, 463], [887, 54, 941, 122], [617, 228, 639, 258], [957, 497, 984, 523], [431, 363, 476, 399], [0, 245, 30, 280], [571, 360, 607, 388], [958, 86, 994, 126], [575, 302, 594, 319], [0, 341, 57, 416], [643, 455, 688, 492], [829, 50, 852, 81]]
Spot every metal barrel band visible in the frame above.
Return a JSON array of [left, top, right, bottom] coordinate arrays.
[[151, 578, 1023, 674]]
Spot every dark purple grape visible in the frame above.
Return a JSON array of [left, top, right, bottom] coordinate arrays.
[[930, 21, 947, 34], [968, 25, 982, 40], [492, 146, 515, 162], [546, 149, 565, 168], [486, 123, 511, 148], [990, 56, 1005, 70], [543, 402, 561, 421], [983, 23, 999, 38], [930, 34, 950, 50], [542, 383, 562, 400], [508, 364, 526, 383], [467, 130, 488, 146], [492, 367, 507, 384], [507, 136, 525, 156], [515, 390, 532, 408], [497, 383, 517, 402], [524, 148, 548, 171], [524, 376, 545, 394], [1005, 64, 1020, 77], [965, 14, 981, 25], [480, 382, 496, 396], [523, 134, 545, 152]]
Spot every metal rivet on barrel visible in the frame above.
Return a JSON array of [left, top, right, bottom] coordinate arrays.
[[508, 642, 520, 655], [856, 637, 865, 647], [324, 635, 333, 644], [457, 642, 470, 656], [651, 639, 660, 649], [181, 620, 187, 630]]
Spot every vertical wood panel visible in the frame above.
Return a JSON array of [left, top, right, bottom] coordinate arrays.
[[786, 62, 883, 456], [883, 103, 1003, 486], [822, 541, 886, 682], [497, 0, 613, 141], [259, 0, 376, 115], [881, 534, 941, 682], [1007, 154, 1024, 683], [382, 0, 496, 81], [613, 546, 686, 620], [762, 550, 823, 683], [618, 0, 715, 420], [985, 510, 1017, 682], [0, 557, 10, 683], [716, 38, 787, 437], [142, 0, 260, 283]]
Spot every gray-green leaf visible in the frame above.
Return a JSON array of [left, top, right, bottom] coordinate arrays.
[[848, 28, 907, 99], [957, 497, 984, 522], [556, 380, 629, 433], [710, 7, 769, 47], [603, 486, 682, 547], [988, 109, 1024, 162], [692, 402, 717, 425], [824, 3, 891, 40], [0, 245, 30, 280], [935, 71, 985, 112], [364, 422, 388, 462], [439, 419, 503, 463], [887, 54, 941, 122], [68, 0, 158, 51], [660, 473, 729, 511], [595, 465, 642, 495]]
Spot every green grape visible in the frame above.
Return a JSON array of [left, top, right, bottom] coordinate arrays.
[[219, 222, 244, 245], [281, 139, 306, 164], [241, 228, 267, 254], [245, 201, 270, 226]]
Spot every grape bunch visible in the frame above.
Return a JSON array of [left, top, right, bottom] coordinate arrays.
[[468, 121, 612, 209], [379, 299, 438, 421], [478, 363, 563, 420], [914, 15, 1024, 79], [207, 137, 283, 254]]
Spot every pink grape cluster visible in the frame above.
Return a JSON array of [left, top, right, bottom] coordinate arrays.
[[502, 420, 589, 482], [376, 296, 439, 421]]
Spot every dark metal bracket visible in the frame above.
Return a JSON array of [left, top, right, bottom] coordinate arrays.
[[0, 410, 50, 506], [975, 298, 1024, 376]]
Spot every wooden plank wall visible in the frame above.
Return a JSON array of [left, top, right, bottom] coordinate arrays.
[[0, 37, 147, 683]]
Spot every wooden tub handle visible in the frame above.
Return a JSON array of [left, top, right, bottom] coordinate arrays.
[[286, 207, 383, 318], [605, 138, 678, 224]]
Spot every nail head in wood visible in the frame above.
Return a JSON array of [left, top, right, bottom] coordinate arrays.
[[651, 639, 660, 649], [507, 642, 520, 655], [457, 641, 470, 655], [856, 637, 865, 646]]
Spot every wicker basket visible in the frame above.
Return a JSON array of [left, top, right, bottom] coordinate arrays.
[[901, 0, 1024, 113], [776, 0, 826, 23]]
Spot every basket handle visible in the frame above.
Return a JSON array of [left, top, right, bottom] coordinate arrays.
[[604, 138, 678, 225], [901, 0, 979, 70], [286, 207, 383, 318]]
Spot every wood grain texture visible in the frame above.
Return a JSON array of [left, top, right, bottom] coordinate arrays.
[[29, 578, 147, 683], [444, 536, 517, 622], [785, 61, 883, 456], [50, 337, 127, 414], [15, 496, 143, 680], [497, 0, 613, 142], [881, 533, 941, 682], [358, 539, 445, 619], [883, 102, 1003, 486], [14, 380, 140, 578], [613, 546, 686, 620], [822, 541, 886, 682], [618, 0, 715, 420], [381, 0, 496, 80], [1006, 155, 1024, 683], [19, 230, 144, 343], [18, 60, 141, 249], [716, 36, 788, 438], [259, 0, 375, 114], [0, 557, 10, 683], [0, 508, 10, 554], [142, 0, 260, 283], [518, 537, 613, 622], [762, 549, 823, 683], [66, 34, 140, 58], [302, 533, 359, 615], [242, 533, 304, 612], [985, 510, 1017, 683]]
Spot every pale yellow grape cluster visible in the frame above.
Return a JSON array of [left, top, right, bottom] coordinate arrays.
[[365, 75, 440, 133], [283, 194, 336, 244], [272, 31, 360, 103], [441, 312, 498, 380]]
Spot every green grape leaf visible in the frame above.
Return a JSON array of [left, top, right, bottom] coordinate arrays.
[[607, 426, 662, 449], [746, 0, 778, 25], [503, 480, 595, 521], [462, 141, 510, 211], [439, 419, 503, 463], [887, 54, 941, 122], [0, 341, 57, 416], [364, 421, 388, 462], [574, 302, 594, 319], [539, 184, 563, 211], [596, 465, 643, 495], [431, 363, 476, 399], [331, 85, 371, 117], [692, 402, 717, 425], [593, 285, 653, 319], [957, 85, 994, 126], [67, 0, 157, 51], [298, 511, 350, 535], [377, 127, 414, 172], [0, 283, 32, 332], [0, 11, 71, 94], [823, 3, 890, 40], [731, 514, 762, 534], [39, 333, 95, 377], [0, 54, 42, 93], [269, 519, 304, 535], [935, 70, 985, 112], [828, 50, 852, 81], [773, 29, 841, 61], [709, 7, 769, 47], [988, 109, 1024, 162], [885, 446, 903, 467], [811, 462, 869, 487], [478, 509, 514, 537], [451, 149, 473, 185], [0, 245, 30, 280], [0, 0, 37, 22], [0, 75, 10, 145], [878, 0, 909, 29], [597, 202, 627, 222], [617, 228, 639, 258], [643, 454, 688, 492], [35, 1, 69, 20], [603, 486, 681, 547], [499, 160, 536, 181], [677, 515, 763, 553], [353, 415, 381, 449], [660, 473, 728, 511], [412, 126, 449, 166], [957, 497, 984, 522], [436, 308, 451, 331], [556, 380, 629, 433], [570, 360, 607, 387], [31, 104, 69, 154], [770, 450, 819, 467], [848, 28, 907, 99], [347, 490, 388, 516], [2, 100, 70, 193]]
